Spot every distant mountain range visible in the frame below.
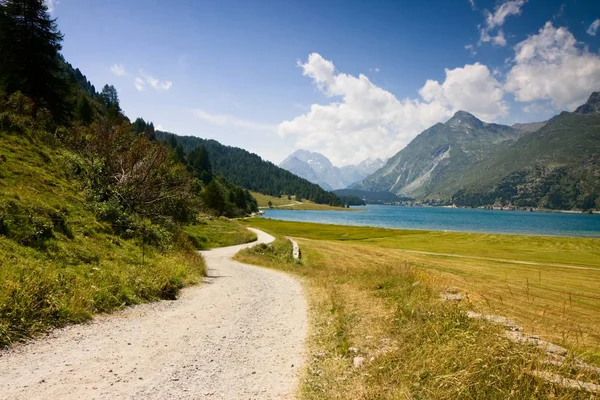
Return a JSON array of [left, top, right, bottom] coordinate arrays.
[[353, 90, 600, 210], [279, 149, 385, 191]]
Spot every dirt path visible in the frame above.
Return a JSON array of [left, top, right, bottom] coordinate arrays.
[[0, 228, 307, 400]]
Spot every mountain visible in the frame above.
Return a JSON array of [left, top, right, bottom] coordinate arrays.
[[154, 132, 343, 206], [452, 91, 600, 210], [512, 121, 547, 133], [575, 91, 600, 114], [279, 149, 385, 190], [353, 111, 523, 199]]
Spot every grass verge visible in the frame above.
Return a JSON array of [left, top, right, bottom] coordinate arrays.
[[235, 220, 600, 398], [184, 217, 257, 249]]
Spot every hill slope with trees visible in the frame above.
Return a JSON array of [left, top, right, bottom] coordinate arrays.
[[155, 131, 344, 206]]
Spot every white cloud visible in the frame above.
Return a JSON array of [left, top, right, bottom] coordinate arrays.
[[479, 0, 526, 46], [587, 19, 600, 36], [485, 0, 526, 28], [505, 22, 600, 110], [277, 53, 507, 166], [110, 63, 126, 76], [480, 29, 507, 46], [469, 0, 476, 10], [523, 102, 553, 114], [134, 71, 172, 92], [134, 77, 145, 91], [465, 44, 477, 56], [194, 109, 275, 132], [419, 63, 508, 121]]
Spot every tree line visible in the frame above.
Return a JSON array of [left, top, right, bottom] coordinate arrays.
[[155, 131, 345, 207]]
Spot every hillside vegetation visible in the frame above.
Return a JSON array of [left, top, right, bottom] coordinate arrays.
[[0, 132, 208, 346], [0, 1, 257, 346], [454, 107, 600, 210]]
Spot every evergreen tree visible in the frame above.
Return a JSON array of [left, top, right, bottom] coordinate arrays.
[[75, 95, 93, 125], [100, 84, 120, 117], [202, 180, 225, 216], [187, 145, 212, 184], [0, 0, 71, 122]]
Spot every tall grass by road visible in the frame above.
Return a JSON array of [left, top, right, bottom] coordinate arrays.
[[236, 219, 600, 399]]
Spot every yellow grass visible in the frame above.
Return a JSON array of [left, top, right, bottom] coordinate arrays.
[[242, 219, 600, 364], [236, 234, 600, 399]]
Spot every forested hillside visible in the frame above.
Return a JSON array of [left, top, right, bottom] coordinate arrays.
[[155, 131, 344, 206]]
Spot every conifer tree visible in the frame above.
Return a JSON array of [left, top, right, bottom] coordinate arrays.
[[75, 95, 93, 125], [0, 0, 71, 122]]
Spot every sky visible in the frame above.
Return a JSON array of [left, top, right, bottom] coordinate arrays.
[[49, 0, 600, 166]]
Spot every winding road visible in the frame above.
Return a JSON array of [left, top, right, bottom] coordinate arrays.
[[0, 228, 307, 399]]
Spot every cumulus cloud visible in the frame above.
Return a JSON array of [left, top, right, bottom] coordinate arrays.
[[194, 109, 275, 132], [419, 63, 508, 121], [479, 0, 526, 46], [278, 53, 507, 166], [110, 63, 126, 76], [587, 19, 600, 36], [134, 71, 172, 92], [505, 22, 600, 110], [468, 0, 476, 10]]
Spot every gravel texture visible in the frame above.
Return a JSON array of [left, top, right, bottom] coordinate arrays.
[[0, 228, 307, 400]]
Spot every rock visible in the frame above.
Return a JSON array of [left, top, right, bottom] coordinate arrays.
[[440, 292, 464, 302], [353, 356, 365, 369]]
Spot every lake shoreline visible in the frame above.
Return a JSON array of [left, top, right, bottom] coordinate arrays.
[[261, 204, 600, 239]]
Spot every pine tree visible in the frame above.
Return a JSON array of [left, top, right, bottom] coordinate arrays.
[[202, 180, 225, 216], [0, 0, 71, 122], [100, 84, 120, 118], [75, 95, 93, 125], [187, 145, 212, 184]]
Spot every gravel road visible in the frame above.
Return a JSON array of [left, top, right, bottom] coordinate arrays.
[[0, 228, 307, 400]]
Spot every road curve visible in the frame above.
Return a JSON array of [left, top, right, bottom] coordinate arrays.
[[0, 228, 307, 399]]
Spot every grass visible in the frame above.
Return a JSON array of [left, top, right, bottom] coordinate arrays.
[[0, 132, 211, 347], [235, 219, 600, 398], [184, 217, 257, 249], [251, 191, 358, 211]]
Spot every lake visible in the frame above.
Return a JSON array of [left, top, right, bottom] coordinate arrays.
[[262, 205, 600, 238]]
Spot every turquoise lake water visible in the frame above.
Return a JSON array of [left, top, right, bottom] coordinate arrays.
[[262, 205, 600, 238]]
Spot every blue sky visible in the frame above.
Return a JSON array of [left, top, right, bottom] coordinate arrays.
[[50, 0, 600, 165]]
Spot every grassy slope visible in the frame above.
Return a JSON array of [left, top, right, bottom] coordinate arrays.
[[0, 133, 208, 347], [242, 219, 600, 364], [251, 191, 357, 211], [184, 217, 257, 249], [235, 235, 598, 399]]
